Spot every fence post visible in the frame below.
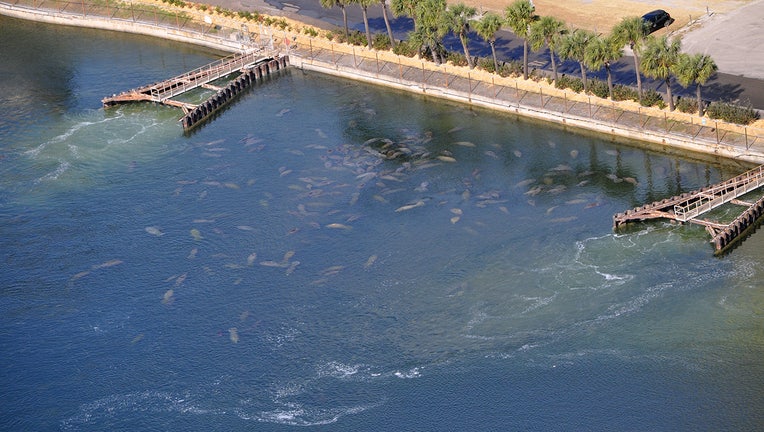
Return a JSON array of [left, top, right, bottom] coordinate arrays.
[[539, 86, 543, 107], [398, 56, 402, 82], [492, 77, 496, 99], [468, 72, 472, 102], [331, 42, 335, 66], [564, 91, 567, 113], [745, 127, 749, 149], [81, 0, 85, 16], [375, 52, 379, 75], [421, 62, 426, 92], [588, 97, 592, 118], [352, 46, 356, 68], [715, 121, 719, 144]]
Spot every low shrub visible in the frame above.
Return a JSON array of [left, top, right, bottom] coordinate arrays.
[[303, 27, 319, 37], [236, 11, 260, 21], [706, 101, 760, 125], [392, 40, 418, 57], [612, 84, 639, 102], [161, 0, 186, 7], [588, 79, 609, 99], [675, 97, 697, 114], [640, 89, 666, 109], [476, 57, 497, 73], [372, 33, 392, 51], [500, 60, 524, 78], [445, 51, 468, 67], [555, 74, 584, 93], [326, 29, 366, 46]]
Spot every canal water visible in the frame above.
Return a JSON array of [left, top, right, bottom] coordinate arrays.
[[2, 15, 763, 431]]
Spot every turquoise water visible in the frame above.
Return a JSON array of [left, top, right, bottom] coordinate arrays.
[[2, 15, 764, 431]]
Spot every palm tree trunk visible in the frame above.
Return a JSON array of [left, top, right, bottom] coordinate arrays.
[[490, 41, 498, 72], [341, 5, 349, 40], [549, 50, 557, 82], [460, 33, 473, 69], [606, 64, 614, 99], [633, 53, 642, 99], [381, 1, 395, 49], [362, 7, 372, 49], [523, 39, 529, 80], [666, 77, 674, 111], [696, 84, 703, 116], [579, 63, 588, 91]]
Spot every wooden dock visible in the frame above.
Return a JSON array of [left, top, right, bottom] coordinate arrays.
[[613, 165, 764, 254], [103, 52, 289, 131]]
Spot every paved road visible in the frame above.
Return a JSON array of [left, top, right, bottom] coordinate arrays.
[[220, 0, 764, 110]]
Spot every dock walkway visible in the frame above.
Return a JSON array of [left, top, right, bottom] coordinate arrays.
[[102, 52, 290, 131], [613, 165, 764, 253]]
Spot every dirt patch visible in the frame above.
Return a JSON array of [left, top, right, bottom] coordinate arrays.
[[460, 0, 752, 33]]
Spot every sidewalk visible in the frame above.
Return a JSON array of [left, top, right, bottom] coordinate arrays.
[[2, 0, 762, 165], [286, 38, 764, 165]]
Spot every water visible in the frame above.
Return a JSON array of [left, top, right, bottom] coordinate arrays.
[[2, 15, 764, 431]]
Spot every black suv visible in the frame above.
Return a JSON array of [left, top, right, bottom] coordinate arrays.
[[641, 9, 675, 34]]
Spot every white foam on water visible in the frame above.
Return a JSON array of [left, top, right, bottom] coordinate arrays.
[[60, 391, 225, 430], [393, 367, 421, 379], [594, 282, 671, 322], [316, 361, 363, 379], [263, 324, 300, 349], [249, 400, 383, 426], [35, 160, 70, 183], [520, 293, 558, 314]]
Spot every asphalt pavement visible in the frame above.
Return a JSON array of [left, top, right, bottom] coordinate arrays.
[[216, 0, 763, 110]]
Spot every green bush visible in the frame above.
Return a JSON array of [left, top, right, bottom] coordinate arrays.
[[555, 74, 584, 93], [588, 79, 609, 99], [445, 51, 468, 67], [236, 11, 260, 21], [496, 60, 523, 78], [372, 33, 392, 51], [477, 57, 497, 73], [640, 89, 666, 109], [612, 84, 639, 102], [328, 29, 367, 46], [706, 101, 760, 125], [675, 97, 697, 114], [303, 27, 319, 37], [392, 40, 418, 57]]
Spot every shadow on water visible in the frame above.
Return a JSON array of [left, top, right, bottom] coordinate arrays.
[[182, 69, 292, 137]]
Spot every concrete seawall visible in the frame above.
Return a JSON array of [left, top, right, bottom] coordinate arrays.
[[292, 55, 763, 166], [2, 1, 763, 165], [0, 2, 244, 53]]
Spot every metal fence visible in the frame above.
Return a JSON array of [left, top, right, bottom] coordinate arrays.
[[290, 39, 763, 156], [1, 0, 277, 51], [3, 0, 762, 157]]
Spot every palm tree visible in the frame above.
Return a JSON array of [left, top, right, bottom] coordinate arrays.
[[379, 0, 396, 49], [558, 27, 596, 91], [612, 17, 648, 99], [504, 0, 538, 80], [473, 12, 503, 72], [390, 0, 417, 28], [674, 53, 717, 116], [353, 0, 376, 49], [641, 35, 682, 111], [445, 3, 477, 68], [585, 34, 623, 100], [410, 0, 448, 63], [529, 15, 566, 82], [320, 0, 350, 40]]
